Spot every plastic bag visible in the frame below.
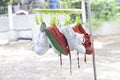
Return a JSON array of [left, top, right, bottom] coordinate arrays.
[[34, 32, 49, 55]]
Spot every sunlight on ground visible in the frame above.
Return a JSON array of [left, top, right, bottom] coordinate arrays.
[[109, 50, 120, 54], [94, 41, 103, 49]]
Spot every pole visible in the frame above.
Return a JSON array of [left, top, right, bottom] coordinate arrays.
[[87, 0, 97, 80], [8, 4, 14, 30], [8, 4, 17, 41], [81, 0, 86, 24], [87, 0, 92, 34]]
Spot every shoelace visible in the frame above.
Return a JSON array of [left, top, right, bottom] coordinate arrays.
[[77, 52, 80, 68]]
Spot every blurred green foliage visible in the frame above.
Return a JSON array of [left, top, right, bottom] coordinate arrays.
[[91, 0, 120, 29], [63, 0, 120, 29], [0, 0, 22, 7], [0, 0, 11, 7], [0, 0, 21, 14]]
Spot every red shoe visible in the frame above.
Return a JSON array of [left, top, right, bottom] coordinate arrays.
[[72, 24, 93, 55], [84, 33, 93, 55]]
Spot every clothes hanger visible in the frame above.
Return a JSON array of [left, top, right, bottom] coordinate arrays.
[[50, 14, 59, 26]]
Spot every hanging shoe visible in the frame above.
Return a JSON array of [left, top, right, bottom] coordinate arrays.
[[44, 25, 72, 75], [61, 26, 85, 54], [44, 24, 70, 55], [72, 23, 93, 55]]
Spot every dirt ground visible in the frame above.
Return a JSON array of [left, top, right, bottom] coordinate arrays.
[[0, 35, 120, 80]]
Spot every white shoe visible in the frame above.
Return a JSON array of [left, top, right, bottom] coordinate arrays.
[[60, 26, 85, 54]]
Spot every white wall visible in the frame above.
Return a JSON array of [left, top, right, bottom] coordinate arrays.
[[0, 14, 37, 41], [0, 17, 9, 32], [0, 14, 120, 42], [93, 22, 120, 36]]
